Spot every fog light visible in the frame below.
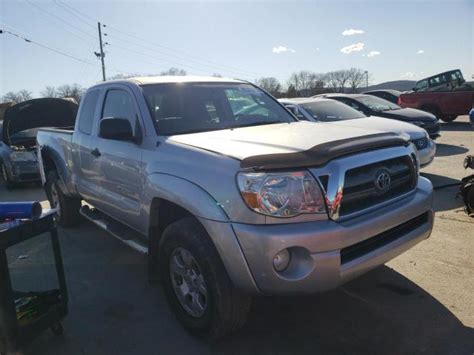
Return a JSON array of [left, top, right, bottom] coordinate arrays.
[[273, 249, 291, 272]]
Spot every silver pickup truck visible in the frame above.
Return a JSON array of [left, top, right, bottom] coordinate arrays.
[[37, 76, 434, 338]]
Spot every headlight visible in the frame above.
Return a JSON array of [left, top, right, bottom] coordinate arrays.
[[237, 171, 326, 217], [10, 151, 37, 162], [410, 121, 425, 127]]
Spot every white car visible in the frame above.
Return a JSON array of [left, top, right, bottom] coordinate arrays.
[[279, 97, 436, 167]]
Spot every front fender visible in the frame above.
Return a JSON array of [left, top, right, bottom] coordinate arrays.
[[144, 173, 229, 222]]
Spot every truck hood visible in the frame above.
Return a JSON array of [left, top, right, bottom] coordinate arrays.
[[2, 98, 78, 145], [378, 107, 437, 123], [330, 116, 426, 140], [170, 121, 409, 168]]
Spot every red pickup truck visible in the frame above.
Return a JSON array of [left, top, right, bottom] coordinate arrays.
[[398, 70, 474, 122]]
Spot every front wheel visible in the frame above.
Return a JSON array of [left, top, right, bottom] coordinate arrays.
[[158, 217, 252, 339], [45, 171, 81, 227]]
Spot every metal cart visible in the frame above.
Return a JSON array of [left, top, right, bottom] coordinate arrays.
[[0, 211, 68, 355]]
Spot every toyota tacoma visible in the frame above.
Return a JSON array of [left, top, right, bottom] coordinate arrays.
[[36, 76, 434, 338]]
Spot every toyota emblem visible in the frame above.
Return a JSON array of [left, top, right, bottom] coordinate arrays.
[[374, 169, 391, 194]]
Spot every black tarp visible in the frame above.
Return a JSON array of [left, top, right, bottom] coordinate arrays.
[[2, 98, 78, 145]]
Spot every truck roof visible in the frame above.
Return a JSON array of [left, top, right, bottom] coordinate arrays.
[[91, 75, 245, 88]]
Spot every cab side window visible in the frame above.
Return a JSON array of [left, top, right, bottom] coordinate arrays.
[[102, 89, 137, 133], [77, 89, 100, 134], [415, 80, 428, 91]]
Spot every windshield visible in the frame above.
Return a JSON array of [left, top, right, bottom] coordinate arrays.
[[301, 100, 366, 122], [141, 83, 295, 135], [357, 95, 401, 112]]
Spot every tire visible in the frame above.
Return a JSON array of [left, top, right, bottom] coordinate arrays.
[[421, 106, 441, 120], [158, 217, 252, 339], [1, 162, 15, 190], [45, 171, 81, 227], [440, 115, 457, 122]]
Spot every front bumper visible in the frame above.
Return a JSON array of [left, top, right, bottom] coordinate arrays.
[[418, 139, 436, 168], [8, 161, 41, 182], [227, 177, 433, 295], [422, 122, 441, 139]]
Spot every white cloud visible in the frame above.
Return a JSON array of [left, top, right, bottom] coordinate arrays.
[[340, 43, 365, 54], [417, 49, 424, 54], [367, 50, 381, 58], [272, 45, 295, 54], [342, 29, 365, 36], [401, 71, 416, 79], [315, 47, 320, 51]]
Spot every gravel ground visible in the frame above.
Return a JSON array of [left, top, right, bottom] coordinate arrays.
[[0, 116, 472, 355]]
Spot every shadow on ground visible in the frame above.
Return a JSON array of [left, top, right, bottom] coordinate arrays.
[[6, 222, 471, 355], [435, 143, 469, 157], [440, 121, 473, 132], [421, 173, 464, 212]]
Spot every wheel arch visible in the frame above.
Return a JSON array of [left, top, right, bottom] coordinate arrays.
[[39, 146, 72, 194]]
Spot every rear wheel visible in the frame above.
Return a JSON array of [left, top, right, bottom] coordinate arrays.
[[1, 162, 15, 189], [158, 217, 252, 338], [421, 106, 441, 120], [440, 115, 457, 122], [45, 171, 81, 227]]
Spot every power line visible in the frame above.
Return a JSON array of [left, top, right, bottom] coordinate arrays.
[[108, 42, 213, 76], [106, 34, 253, 78], [105, 25, 259, 77], [49, 1, 259, 77], [0, 28, 95, 65], [20, 0, 97, 41], [53, 0, 97, 23], [53, 0, 96, 30]]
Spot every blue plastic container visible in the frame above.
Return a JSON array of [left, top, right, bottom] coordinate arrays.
[[0, 202, 43, 221]]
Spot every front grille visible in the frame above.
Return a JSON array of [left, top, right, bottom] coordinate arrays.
[[412, 137, 428, 150], [423, 121, 440, 136], [341, 212, 429, 264], [340, 156, 416, 216], [18, 173, 40, 181]]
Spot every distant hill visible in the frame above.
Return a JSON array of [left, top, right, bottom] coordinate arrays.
[[365, 80, 416, 92]]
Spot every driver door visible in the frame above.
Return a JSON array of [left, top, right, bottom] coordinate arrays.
[[96, 87, 144, 230]]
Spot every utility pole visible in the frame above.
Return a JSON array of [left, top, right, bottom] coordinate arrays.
[[97, 22, 106, 81], [364, 70, 369, 89]]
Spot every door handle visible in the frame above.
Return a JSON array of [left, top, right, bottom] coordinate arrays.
[[91, 148, 101, 158]]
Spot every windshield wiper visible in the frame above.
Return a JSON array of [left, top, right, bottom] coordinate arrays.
[[230, 121, 284, 129]]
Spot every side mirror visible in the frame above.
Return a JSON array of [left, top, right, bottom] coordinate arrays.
[[285, 105, 307, 120], [99, 118, 135, 142]]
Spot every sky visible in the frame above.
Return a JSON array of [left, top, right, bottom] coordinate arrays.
[[0, 0, 473, 97]]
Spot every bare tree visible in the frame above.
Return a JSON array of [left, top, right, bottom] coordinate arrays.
[[347, 68, 366, 93], [1, 90, 33, 104], [323, 72, 340, 92], [333, 70, 351, 92], [255, 77, 282, 97], [287, 71, 325, 97], [41, 86, 59, 98], [56, 84, 83, 103], [160, 67, 187, 76]]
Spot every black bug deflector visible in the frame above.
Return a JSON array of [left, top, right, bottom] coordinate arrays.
[[240, 132, 410, 170], [2, 98, 78, 145]]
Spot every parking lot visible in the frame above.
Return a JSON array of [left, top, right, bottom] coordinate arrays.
[[1, 116, 473, 355]]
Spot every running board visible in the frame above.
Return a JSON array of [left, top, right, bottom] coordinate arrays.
[[80, 205, 148, 254]]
